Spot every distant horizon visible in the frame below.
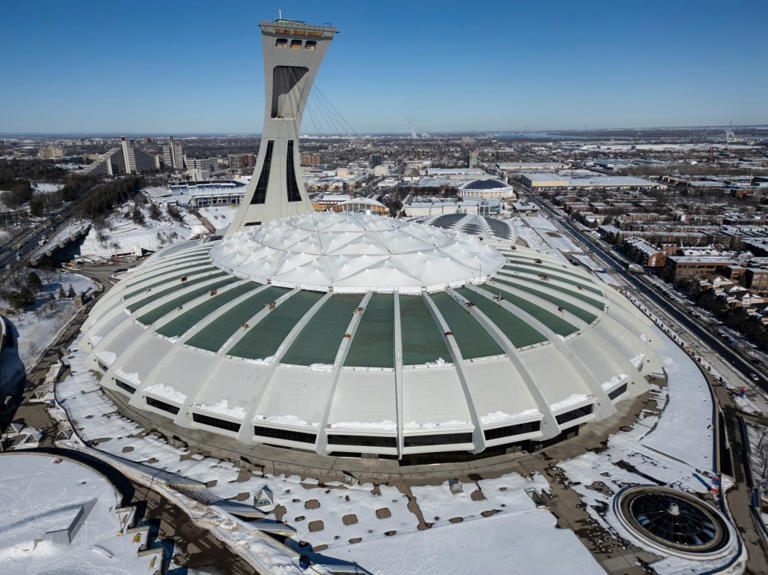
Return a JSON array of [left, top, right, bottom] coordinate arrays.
[[3, 123, 768, 140]]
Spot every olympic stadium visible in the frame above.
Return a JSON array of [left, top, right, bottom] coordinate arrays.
[[77, 18, 664, 465], [80, 211, 664, 462]]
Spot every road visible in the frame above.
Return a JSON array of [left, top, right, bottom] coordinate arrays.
[[533, 196, 768, 394]]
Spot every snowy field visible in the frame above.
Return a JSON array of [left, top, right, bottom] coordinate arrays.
[[0, 452, 156, 575], [54, 338, 603, 575], [80, 200, 206, 260], [1, 271, 96, 369]]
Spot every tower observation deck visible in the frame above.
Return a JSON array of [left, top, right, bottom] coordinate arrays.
[[228, 19, 337, 234]]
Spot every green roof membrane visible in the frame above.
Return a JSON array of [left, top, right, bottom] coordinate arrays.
[[493, 278, 597, 324], [480, 284, 578, 337], [429, 292, 503, 359], [345, 294, 394, 368], [502, 264, 602, 295], [282, 294, 363, 366], [186, 286, 290, 352], [160, 246, 212, 263], [455, 288, 546, 348], [228, 291, 324, 360], [127, 271, 229, 313], [137, 277, 239, 326], [124, 265, 218, 299], [498, 271, 604, 310], [400, 295, 450, 365], [155, 281, 259, 338], [502, 256, 596, 284], [126, 257, 211, 287]]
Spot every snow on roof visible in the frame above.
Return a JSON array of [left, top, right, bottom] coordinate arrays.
[[0, 452, 155, 574], [341, 197, 385, 207]]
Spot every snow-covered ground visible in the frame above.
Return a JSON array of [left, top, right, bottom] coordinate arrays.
[[0, 451, 157, 574], [330, 506, 603, 575], [54, 338, 603, 575], [33, 182, 64, 194], [1, 271, 96, 369], [80, 201, 205, 259], [199, 206, 237, 232]]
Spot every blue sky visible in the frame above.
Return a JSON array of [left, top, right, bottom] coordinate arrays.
[[0, 0, 766, 134]]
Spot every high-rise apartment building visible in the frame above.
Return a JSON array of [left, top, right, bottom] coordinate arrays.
[[162, 137, 185, 170]]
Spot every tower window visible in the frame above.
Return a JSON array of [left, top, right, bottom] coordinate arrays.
[[304, 41, 316, 50], [275, 38, 288, 47], [290, 40, 302, 49], [250, 141, 274, 205], [286, 140, 301, 202]]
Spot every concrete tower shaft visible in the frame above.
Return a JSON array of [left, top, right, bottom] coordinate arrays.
[[228, 20, 337, 234]]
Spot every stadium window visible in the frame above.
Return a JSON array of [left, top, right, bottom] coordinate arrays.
[[328, 434, 396, 448], [253, 425, 316, 444], [145, 396, 180, 415], [555, 403, 593, 425], [192, 412, 241, 433], [608, 383, 628, 401], [483, 420, 540, 441], [404, 432, 473, 447], [115, 379, 136, 394]]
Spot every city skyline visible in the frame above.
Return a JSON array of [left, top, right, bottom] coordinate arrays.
[[0, 0, 766, 134]]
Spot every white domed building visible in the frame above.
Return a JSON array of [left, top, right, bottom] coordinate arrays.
[[80, 209, 663, 462], [459, 178, 517, 200], [76, 18, 664, 465]]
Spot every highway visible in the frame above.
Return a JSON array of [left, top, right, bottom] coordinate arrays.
[[0, 182, 104, 279], [531, 196, 768, 395]]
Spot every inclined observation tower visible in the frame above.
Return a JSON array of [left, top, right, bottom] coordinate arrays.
[[228, 19, 337, 233]]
